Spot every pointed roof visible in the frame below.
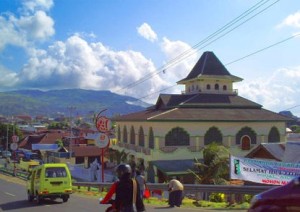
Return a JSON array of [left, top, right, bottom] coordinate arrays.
[[177, 51, 242, 83]]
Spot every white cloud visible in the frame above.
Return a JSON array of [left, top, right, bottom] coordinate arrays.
[[17, 10, 55, 40], [137, 23, 158, 42], [277, 11, 300, 28], [22, 0, 54, 12], [160, 37, 198, 84], [0, 0, 54, 51], [17, 35, 168, 102], [236, 66, 300, 116], [0, 15, 28, 50], [0, 65, 19, 88]]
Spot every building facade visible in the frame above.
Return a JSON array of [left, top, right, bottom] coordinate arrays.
[[111, 51, 291, 183]]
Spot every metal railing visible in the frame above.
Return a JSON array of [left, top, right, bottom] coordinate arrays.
[[72, 181, 276, 196]]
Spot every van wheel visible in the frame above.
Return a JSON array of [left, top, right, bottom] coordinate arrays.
[[62, 196, 69, 202], [27, 192, 34, 202]]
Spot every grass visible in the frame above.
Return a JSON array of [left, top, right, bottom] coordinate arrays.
[[71, 185, 250, 210]]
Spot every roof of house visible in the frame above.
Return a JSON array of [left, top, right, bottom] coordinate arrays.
[[19, 130, 67, 150], [177, 51, 243, 83], [114, 51, 292, 123], [71, 146, 103, 157], [114, 94, 290, 122], [245, 143, 286, 161]]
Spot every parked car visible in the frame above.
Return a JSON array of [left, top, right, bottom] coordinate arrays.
[[248, 176, 300, 212], [2, 150, 12, 158]]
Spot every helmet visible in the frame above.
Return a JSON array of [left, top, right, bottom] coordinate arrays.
[[115, 163, 131, 179]]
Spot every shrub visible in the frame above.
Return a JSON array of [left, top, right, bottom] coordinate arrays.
[[209, 192, 225, 202]]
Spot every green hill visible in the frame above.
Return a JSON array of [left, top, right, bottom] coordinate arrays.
[[0, 89, 151, 118]]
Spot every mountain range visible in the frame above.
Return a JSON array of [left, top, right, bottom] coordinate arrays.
[[0, 89, 151, 118]]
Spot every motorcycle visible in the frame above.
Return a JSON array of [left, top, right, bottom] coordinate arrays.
[[99, 198, 117, 212]]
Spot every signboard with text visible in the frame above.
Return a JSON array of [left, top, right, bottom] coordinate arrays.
[[230, 155, 300, 185]]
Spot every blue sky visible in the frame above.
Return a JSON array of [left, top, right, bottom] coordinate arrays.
[[0, 0, 300, 116]]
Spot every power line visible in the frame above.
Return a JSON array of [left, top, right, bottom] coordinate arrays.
[[136, 33, 299, 101], [225, 33, 300, 66], [115, 0, 280, 93]]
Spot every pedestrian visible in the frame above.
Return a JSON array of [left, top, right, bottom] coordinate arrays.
[[100, 163, 145, 212], [135, 170, 147, 200], [168, 177, 184, 207]]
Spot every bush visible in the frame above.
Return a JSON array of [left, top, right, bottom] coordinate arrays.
[[209, 192, 225, 202], [244, 194, 254, 203]]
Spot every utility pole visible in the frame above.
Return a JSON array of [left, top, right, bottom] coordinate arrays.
[[68, 106, 76, 158], [6, 124, 8, 151]]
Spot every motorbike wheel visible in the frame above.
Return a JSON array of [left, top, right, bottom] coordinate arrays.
[[105, 206, 117, 212]]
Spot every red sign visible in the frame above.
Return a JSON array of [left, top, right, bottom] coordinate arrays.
[[95, 133, 110, 148], [12, 135, 19, 143], [96, 116, 112, 133]]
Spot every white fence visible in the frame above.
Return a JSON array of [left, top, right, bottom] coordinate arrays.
[[67, 163, 114, 182]]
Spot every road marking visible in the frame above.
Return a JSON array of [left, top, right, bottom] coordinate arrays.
[[5, 192, 15, 197]]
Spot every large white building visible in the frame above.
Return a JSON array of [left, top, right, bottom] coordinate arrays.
[[111, 51, 291, 183]]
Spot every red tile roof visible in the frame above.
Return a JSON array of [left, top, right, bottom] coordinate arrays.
[[114, 93, 291, 122], [19, 130, 68, 150], [71, 146, 103, 157]]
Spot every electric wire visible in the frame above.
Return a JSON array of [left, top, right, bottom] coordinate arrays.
[[135, 33, 299, 101], [115, 0, 280, 93]]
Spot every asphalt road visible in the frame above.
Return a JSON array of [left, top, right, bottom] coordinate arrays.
[[0, 172, 248, 212], [0, 177, 203, 212]]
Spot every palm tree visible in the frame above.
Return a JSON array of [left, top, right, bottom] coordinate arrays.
[[189, 142, 230, 185]]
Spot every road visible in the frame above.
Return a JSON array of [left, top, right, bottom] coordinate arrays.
[[0, 173, 248, 212], [0, 177, 210, 212]]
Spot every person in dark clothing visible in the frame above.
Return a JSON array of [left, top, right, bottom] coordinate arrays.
[[100, 163, 145, 212]]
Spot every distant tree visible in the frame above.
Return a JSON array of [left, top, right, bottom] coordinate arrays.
[[55, 139, 64, 148], [48, 121, 69, 130], [290, 125, 300, 133], [189, 142, 230, 185]]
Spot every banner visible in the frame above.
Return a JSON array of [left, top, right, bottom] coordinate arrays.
[[230, 155, 300, 185]]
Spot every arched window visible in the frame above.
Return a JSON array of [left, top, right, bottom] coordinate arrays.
[[223, 85, 227, 91], [130, 126, 135, 145], [165, 127, 190, 146], [204, 126, 223, 145], [236, 127, 257, 145], [207, 84, 211, 90], [268, 127, 280, 143], [123, 126, 128, 143], [241, 136, 251, 150], [215, 84, 219, 90], [149, 127, 154, 149], [138, 126, 145, 147]]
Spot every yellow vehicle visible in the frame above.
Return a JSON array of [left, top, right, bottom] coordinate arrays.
[[18, 158, 39, 172], [27, 163, 72, 203]]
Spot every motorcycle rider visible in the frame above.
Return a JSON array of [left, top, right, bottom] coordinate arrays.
[[100, 163, 145, 212]]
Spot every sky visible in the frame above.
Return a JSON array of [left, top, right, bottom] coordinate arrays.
[[0, 0, 300, 116]]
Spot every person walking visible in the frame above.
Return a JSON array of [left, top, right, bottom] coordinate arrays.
[[168, 177, 184, 207], [135, 170, 147, 200], [100, 163, 145, 212]]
